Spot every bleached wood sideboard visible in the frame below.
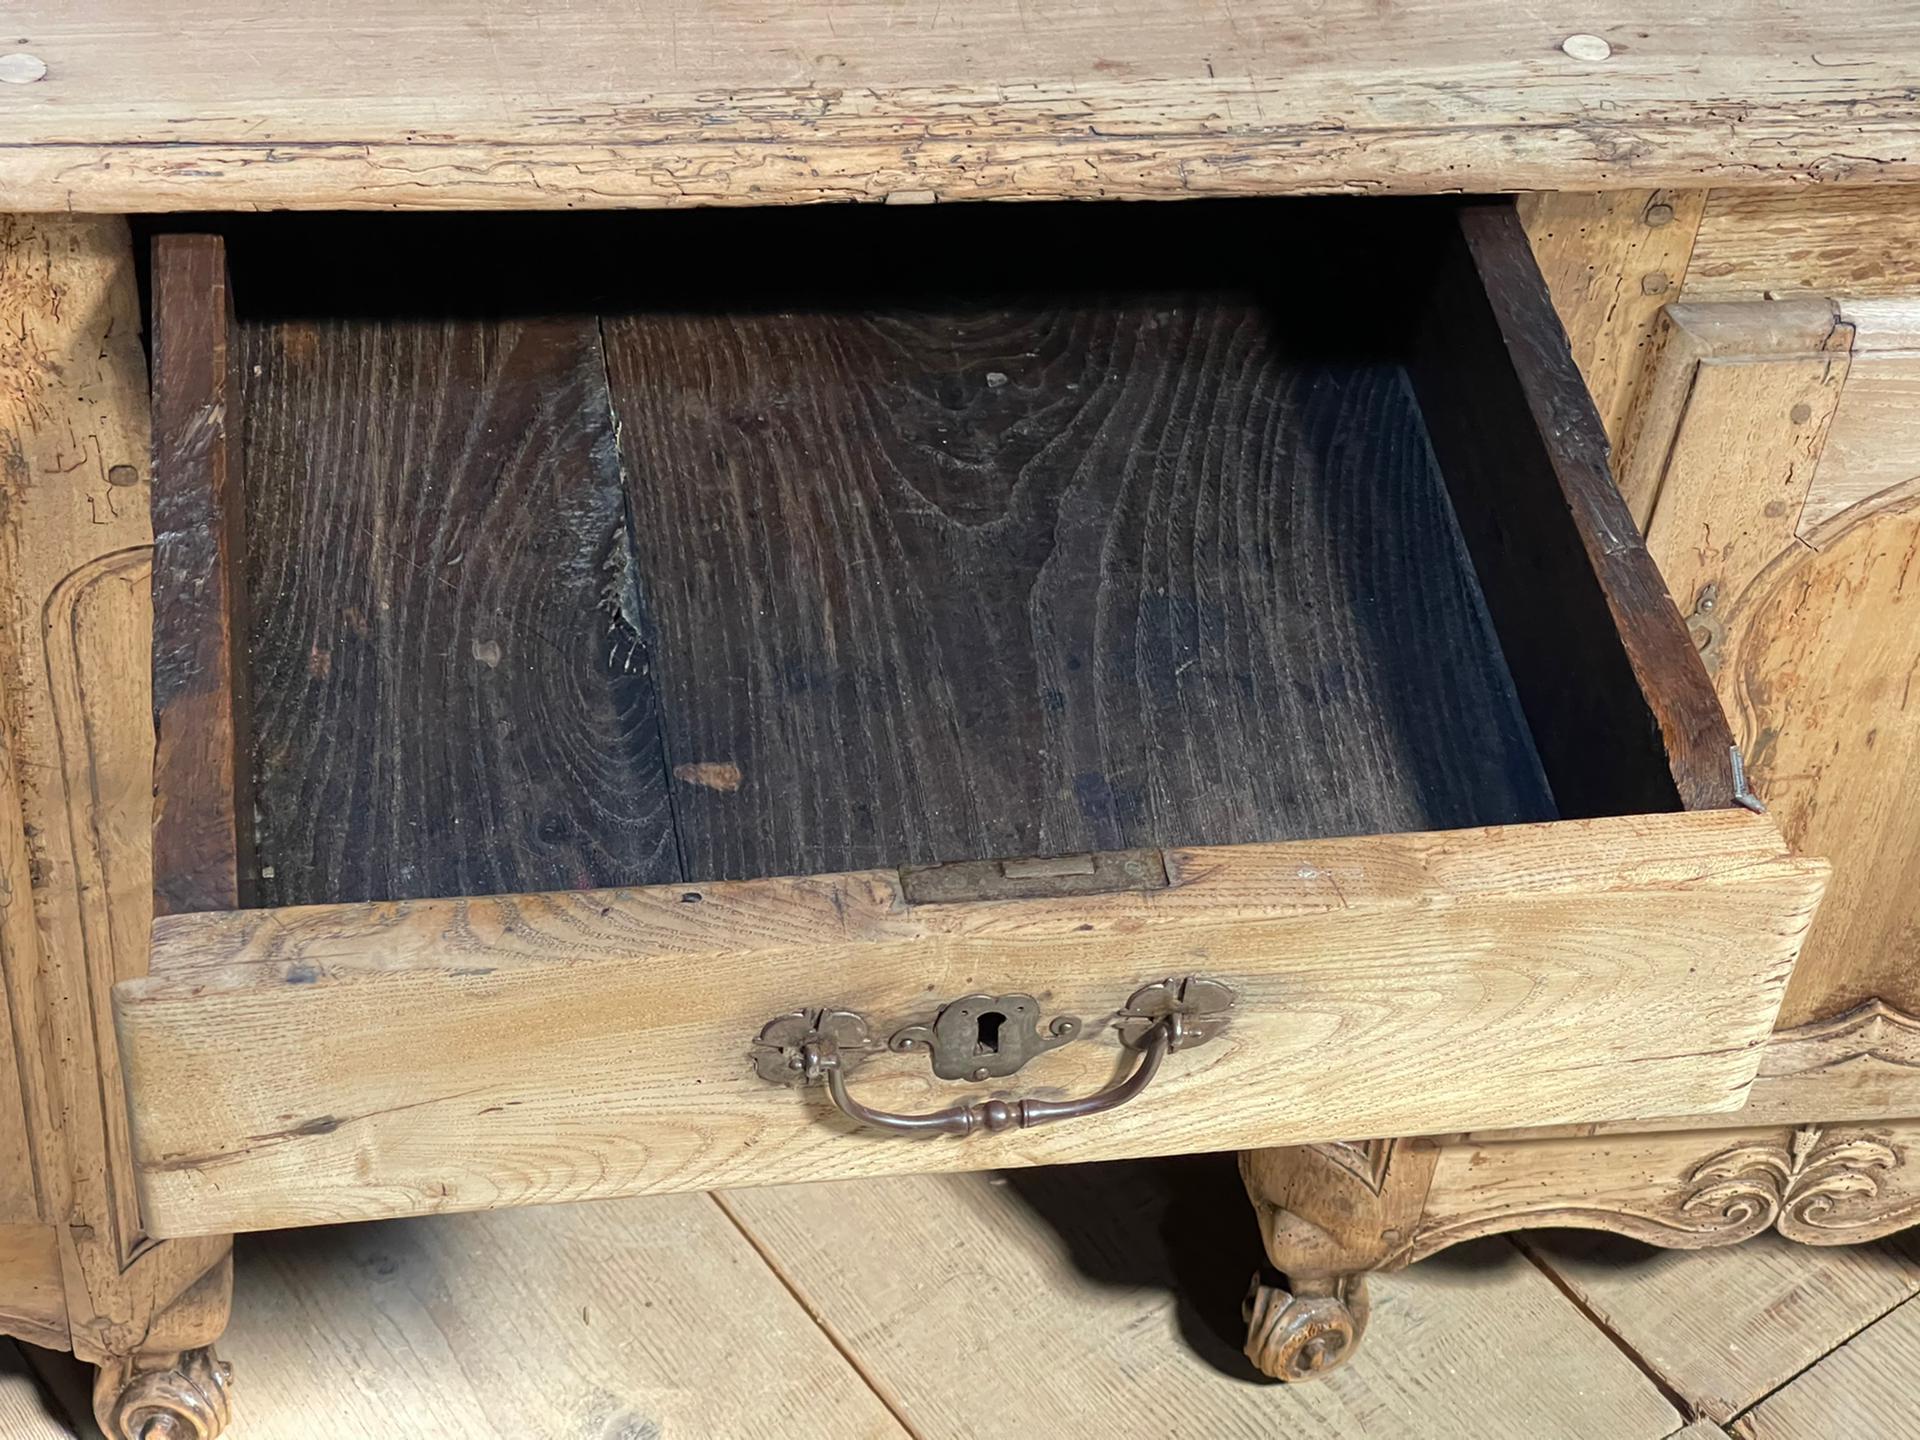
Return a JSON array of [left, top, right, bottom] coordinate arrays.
[[1, 5, 1917, 1433]]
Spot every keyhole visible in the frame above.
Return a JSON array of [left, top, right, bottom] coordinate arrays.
[[975, 1010, 1007, 1054]]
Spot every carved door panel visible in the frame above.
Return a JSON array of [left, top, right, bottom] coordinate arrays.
[[1618, 296, 1920, 1037], [0, 215, 232, 1399]]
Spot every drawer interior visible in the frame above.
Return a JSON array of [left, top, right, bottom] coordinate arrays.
[[116, 199, 1824, 1237], [177, 199, 1679, 907]]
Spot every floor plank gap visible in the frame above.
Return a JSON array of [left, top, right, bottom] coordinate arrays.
[[709, 1190, 927, 1440], [1515, 1235, 1698, 1421], [1730, 1286, 1920, 1432], [1524, 1227, 1920, 1422]]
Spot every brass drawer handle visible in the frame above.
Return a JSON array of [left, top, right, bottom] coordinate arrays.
[[813, 1011, 1179, 1136], [750, 976, 1235, 1139]]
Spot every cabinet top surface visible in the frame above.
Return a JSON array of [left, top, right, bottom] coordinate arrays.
[[3, 0, 1919, 211]]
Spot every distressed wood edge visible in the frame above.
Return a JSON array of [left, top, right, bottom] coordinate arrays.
[[128, 233, 243, 1425], [128, 809, 1818, 990], [1250, 1116, 1920, 1284], [0, 1223, 68, 1353], [0, 212, 235, 1399], [1517, 188, 1709, 449], [0, 702, 60, 1234], [5, 89, 1920, 212], [1404, 1121, 1920, 1263], [1759, 999, 1920, 1084], [1614, 296, 1856, 535], [1454, 201, 1743, 813], [149, 232, 254, 919]]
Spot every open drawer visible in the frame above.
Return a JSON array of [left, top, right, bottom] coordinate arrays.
[[115, 200, 1826, 1238]]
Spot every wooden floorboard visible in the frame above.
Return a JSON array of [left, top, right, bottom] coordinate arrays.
[[725, 1159, 1684, 1440], [240, 311, 679, 904], [1735, 1293, 1920, 1439], [15, 1179, 1919, 1436], [0, 1342, 76, 1440], [221, 1195, 901, 1440], [1527, 1229, 1920, 1424]]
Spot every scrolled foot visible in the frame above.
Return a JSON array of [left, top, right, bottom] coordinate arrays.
[[1243, 1269, 1371, 1381], [93, 1346, 234, 1440]]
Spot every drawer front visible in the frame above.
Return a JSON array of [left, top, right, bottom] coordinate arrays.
[[116, 809, 1821, 1237]]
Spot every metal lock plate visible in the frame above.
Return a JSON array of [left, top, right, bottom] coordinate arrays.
[[888, 993, 1081, 1081]]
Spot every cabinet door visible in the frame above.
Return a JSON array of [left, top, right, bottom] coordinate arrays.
[[0, 213, 230, 1366], [1523, 186, 1920, 1123], [1617, 296, 1920, 1050]]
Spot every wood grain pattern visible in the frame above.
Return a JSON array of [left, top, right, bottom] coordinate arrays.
[[240, 310, 678, 903], [722, 1169, 1684, 1440], [1614, 299, 1849, 530], [1719, 485, 1920, 1025], [4, 3, 1920, 210], [1529, 1229, 1920, 1423], [218, 1197, 907, 1439], [0, 1341, 73, 1440], [1638, 352, 1851, 637], [114, 810, 1824, 1237], [602, 221, 1551, 880], [1410, 1122, 1920, 1263], [150, 233, 253, 918], [1736, 1289, 1920, 1439], [1741, 1002, 1920, 1125], [1518, 189, 1708, 447], [0, 214, 231, 1369], [1241, 1139, 1441, 1278], [0, 756, 37, 1222], [0, 1227, 66, 1352], [1464, 999, 1920, 1136], [1412, 204, 1738, 817], [1612, 296, 1920, 1026], [1687, 187, 1920, 302], [1808, 352, 1920, 528], [1802, 300, 1920, 528]]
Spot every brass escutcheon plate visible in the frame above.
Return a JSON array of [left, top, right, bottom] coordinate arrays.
[[887, 993, 1081, 1081]]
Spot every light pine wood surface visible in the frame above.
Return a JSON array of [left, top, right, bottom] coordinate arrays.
[[1518, 189, 1707, 449], [723, 1166, 1682, 1440], [0, 1341, 71, 1440], [1736, 1293, 1920, 1439], [10, 1167, 1918, 1437], [115, 812, 1824, 1237], [1593, 292, 1920, 1033], [1686, 187, 1920, 301], [1519, 189, 1920, 1118], [0, 212, 234, 1379], [1528, 1230, 1920, 1423], [2, 3, 1919, 210]]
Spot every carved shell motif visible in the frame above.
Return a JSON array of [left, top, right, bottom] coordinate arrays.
[[1683, 1126, 1906, 1244]]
